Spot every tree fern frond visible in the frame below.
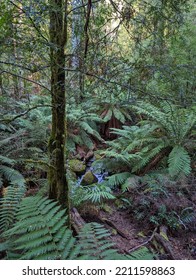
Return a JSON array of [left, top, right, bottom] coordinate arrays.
[[127, 246, 154, 260], [0, 185, 26, 233], [80, 130, 94, 149], [0, 165, 25, 187], [103, 109, 113, 122], [113, 107, 125, 123], [78, 222, 118, 259], [178, 112, 195, 142], [0, 155, 16, 166], [168, 146, 191, 177], [3, 196, 75, 260], [78, 223, 154, 260], [132, 143, 165, 172], [72, 184, 115, 206], [132, 102, 168, 127]]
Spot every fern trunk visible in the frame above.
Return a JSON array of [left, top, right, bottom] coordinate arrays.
[[48, 0, 70, 219]]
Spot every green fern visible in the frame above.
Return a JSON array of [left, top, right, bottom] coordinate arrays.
[[0, 185, 26, 233], [106, 172, 132, 187], [168, 146, 191, 177], [0, 165, 25, 187], [121, 175, 140, 192], [100, 102, 194, 177], [1, 195, 154, 260], [3, 196, 77, 260], [84, 185, 115, 203], [67, 107, 103, 152], [132, 101, 195, 146], [128, 246, 154, 260], [71, 184, 115, 206], [180, 207, 196, 230], [77, 222, 119, 259]]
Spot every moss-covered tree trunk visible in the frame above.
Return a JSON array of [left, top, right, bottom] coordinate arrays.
[[48, 0, 69, 214]]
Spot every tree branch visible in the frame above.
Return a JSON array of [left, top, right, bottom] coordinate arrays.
[[1, 105, 52, 123], [0, 60, 49, 73], [0, 70, 50, 92]]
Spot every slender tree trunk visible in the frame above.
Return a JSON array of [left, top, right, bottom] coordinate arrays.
[[0, 74, 5, 96], [48, 0, 70, 217], [71, 0, 85, 102]]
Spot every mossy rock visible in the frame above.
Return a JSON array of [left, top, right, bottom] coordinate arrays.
[[81, 170, 98, 186], [69, 159, 86, 175]]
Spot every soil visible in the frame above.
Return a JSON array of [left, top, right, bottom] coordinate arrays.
[[80, 202, 196, 260]]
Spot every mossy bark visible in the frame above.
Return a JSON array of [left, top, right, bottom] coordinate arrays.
[[48, 0, 70, 220]]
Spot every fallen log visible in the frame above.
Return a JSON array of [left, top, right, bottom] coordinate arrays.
[[101, 218, 130, 239], [71, 207, 86, 234]]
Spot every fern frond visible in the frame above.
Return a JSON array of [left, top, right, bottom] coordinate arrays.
[[132, 143, 165, 172], [107, 172, 132, 187], [168, 146, 191, 177], [0, 185, 26, 233], [0, 155, 16, 165], [84, 185, 115, 203], [127, 246, 154, 260], [0, 165, 26, 187], [3, 196, 76, 260], [78, 222, 119, 259], [72, 184, 115, 206], [113, 107, 125, 123], [2, 195, 154, 260], [103, 109, 113, 122], [78, 223, 154, 260]]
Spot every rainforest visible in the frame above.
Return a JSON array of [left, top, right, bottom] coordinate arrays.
[[0, 0, 195, 260]]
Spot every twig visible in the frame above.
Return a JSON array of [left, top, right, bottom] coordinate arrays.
[[0, 70, 50, 92], [128, 227, 158, 253], [0, 105, 52, 123]]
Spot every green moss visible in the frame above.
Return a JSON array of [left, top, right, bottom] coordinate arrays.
[[81, 170, 98, 186], [69, 159, 86, 175], [101, 204, 113, 214], [67, 169, 77, 181]]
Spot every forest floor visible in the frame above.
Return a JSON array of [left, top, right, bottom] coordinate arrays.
[[80, 200, 196, 260]]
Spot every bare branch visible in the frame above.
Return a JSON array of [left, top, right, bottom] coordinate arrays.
[[0, 61, 49, 73], [0, 70, 50, 92], [1, 105, 52, 123]]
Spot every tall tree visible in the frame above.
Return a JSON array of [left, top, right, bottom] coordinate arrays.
[[48, 0, 69, 214]]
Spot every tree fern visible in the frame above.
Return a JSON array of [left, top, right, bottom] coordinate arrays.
[[132, 101, 195, 146], [100, 102, 194, 177]]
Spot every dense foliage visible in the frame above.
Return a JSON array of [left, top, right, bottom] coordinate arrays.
[[0, 0, 195, 260]]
